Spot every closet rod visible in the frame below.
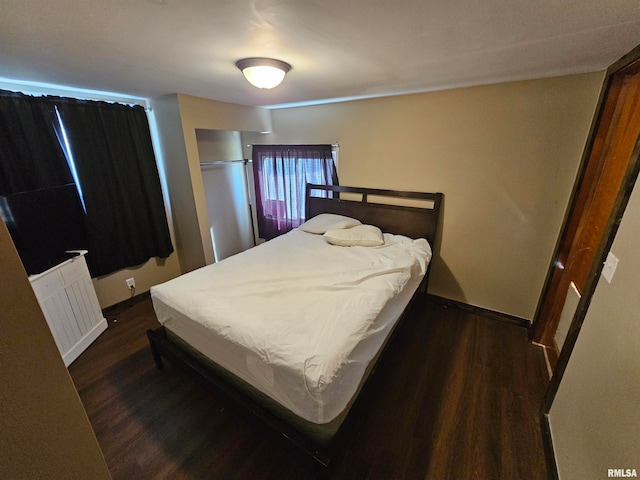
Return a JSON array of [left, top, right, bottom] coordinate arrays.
[[245, 143, 340, 147], [199, 159, 251, 166]]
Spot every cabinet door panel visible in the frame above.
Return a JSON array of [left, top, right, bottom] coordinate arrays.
[[60, 257, 90, 284], [40, 293, 81, 352], [31, 271, 64, 299]]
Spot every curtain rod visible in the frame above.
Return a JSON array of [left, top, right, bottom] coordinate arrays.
[[245, 143, 340, 148], [199, 159, 251, 166]]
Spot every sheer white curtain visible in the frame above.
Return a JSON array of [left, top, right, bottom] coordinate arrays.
[[252, 144, 338, 240]]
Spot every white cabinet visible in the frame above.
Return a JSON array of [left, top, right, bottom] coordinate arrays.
[[29, 251, 107, 366]]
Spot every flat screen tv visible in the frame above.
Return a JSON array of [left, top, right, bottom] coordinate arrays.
[[0, 184, 89, 275]]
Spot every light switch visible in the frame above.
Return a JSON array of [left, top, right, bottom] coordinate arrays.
[[601, 251, 619, 283]]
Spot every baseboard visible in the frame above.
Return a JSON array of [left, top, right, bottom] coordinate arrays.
[[102, 290, 151, 320], [540, 412, 560, 480], [426, 294, 531, 329]]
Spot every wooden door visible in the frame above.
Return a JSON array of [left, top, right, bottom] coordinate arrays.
[[531, 48, 640, 369]]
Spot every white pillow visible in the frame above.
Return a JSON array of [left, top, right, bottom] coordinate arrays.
[[298, 213, 361, 234], [323, 224, 384, 247]]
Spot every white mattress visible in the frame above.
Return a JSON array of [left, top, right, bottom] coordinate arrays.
[[150, 228, 431, 424]]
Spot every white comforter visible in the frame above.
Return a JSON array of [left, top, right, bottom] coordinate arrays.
[[151, 229, 431, 394]]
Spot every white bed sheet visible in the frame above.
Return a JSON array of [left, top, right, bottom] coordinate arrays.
[[150, 228, 431, 424]]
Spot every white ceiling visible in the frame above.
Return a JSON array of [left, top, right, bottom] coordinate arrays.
[[1, 0, 639, 108]]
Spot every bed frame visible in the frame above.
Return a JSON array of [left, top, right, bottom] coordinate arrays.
[[146, 184, 443, 474], [305, 184, 441, 245]]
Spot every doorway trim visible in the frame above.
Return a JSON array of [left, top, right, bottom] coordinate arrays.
[[536, 44, 640, 480], [536, 43, 640, 413]]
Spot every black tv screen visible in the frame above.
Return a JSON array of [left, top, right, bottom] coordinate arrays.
[[0, 184, 89, 275]]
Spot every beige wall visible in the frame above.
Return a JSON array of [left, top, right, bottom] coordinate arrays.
[[151, 94, 271, 276], [549, 171, 640, 478], [244, 72, 604, 319], [88, 72, 604, 315], [0, 219, 111, 479], [150, 94, 204, 275], [176, 94, 271, 268], [92, 255, 180, 309]]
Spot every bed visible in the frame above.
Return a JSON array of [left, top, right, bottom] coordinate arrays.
[[146, 184, 443, 471]]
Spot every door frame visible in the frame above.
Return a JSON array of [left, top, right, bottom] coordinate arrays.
[[532, 44, 640, 411]]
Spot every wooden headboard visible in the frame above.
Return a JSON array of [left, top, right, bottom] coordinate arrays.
[[305, 184, 443, 246]]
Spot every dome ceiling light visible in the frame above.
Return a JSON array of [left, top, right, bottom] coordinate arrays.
[[236, 57, 291, 89]]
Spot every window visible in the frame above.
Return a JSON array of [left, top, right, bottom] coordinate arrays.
[[53, 106, 85, 210], [0, 90, 173, 277], [252, 144, 338, 240]]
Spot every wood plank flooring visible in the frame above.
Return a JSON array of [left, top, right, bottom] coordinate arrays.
[[69, 294, 550, 479]]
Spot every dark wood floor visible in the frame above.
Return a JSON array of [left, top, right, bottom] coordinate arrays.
[[69, 294, 550, 480]]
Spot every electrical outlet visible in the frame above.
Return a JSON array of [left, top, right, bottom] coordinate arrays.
[[126, 277, 136, 290]]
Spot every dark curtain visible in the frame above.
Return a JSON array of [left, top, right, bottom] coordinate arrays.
[[0, 90, 73, 195], [54, 99, 173, 276], [252, 144, 338, 240]]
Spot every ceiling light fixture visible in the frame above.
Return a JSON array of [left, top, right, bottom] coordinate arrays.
[[236, 57, 291, 89]]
